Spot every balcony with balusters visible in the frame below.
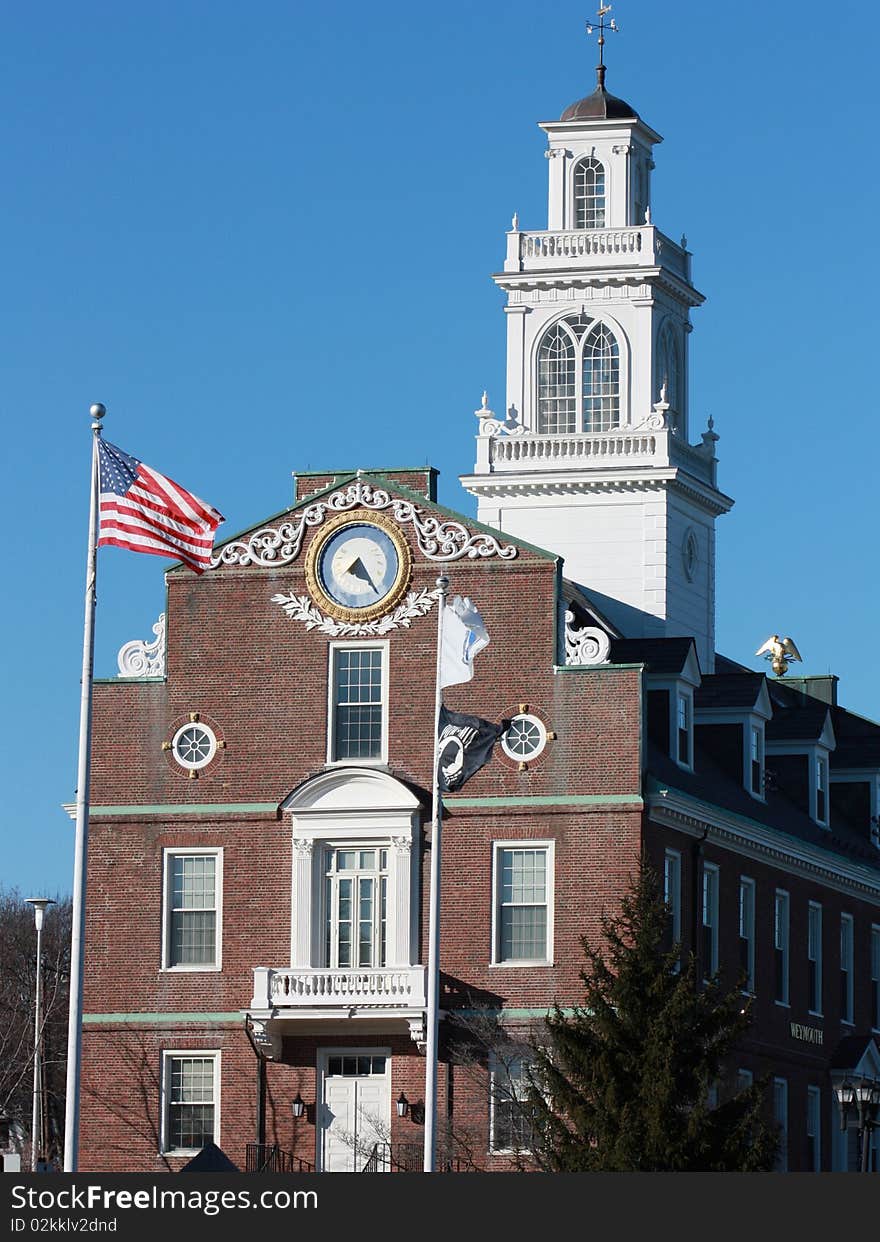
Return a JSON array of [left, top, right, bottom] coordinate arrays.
[[503, 223, 691, 281]]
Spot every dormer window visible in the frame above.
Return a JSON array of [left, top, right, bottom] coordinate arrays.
[[677, 692, 692, 768], [573, 157, 605, 229], [750, 726, 764, 796], [816, 756, 829, 826]]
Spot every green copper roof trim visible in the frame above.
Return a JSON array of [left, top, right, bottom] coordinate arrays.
[[84, 1012, 242, 1025], [94, 676, 166, 685], [294, 466, 438, 479], [89, 802, 278, 817], [454, 1007, 578, 1019], [554, 662, 645, 673], [443, 794, 643, 809]]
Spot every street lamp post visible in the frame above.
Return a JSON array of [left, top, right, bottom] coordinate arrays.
[[24, 898, 55, 1173], [832, 1072, 880, 1173]]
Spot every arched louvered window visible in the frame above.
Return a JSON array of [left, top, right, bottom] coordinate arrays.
[[537, 322, 577, 433], [573, 157, 606, 230], [582, 323, 620, 432]]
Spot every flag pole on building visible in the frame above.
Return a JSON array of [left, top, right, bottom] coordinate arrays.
[[423, 573, 449, 1173], [63, 403, 105, 1172]]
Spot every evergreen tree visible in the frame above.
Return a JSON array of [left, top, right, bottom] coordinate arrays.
[[525, 859, 778, 1171]]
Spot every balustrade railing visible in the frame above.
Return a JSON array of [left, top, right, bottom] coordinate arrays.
[[509, 225, 689, 280], [251, 965, 427, 1009], [486, 427, 714, 485]]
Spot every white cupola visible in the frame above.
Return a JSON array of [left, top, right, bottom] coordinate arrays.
[[460, 65, 733, 672]]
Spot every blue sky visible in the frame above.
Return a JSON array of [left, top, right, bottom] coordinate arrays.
[[2, 1, 878, 897]]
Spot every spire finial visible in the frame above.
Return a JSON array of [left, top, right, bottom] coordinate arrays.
[[586, 5, 619, 88]]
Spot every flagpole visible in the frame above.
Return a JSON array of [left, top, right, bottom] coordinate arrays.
[[63, 403, 105, 1173], [423, 573, 449, 1173]]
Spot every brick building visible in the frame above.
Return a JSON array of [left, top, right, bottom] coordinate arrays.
[[78, 64, 880, 1173]]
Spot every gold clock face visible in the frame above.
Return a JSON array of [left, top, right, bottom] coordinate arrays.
[[304, 510, 412, 622]]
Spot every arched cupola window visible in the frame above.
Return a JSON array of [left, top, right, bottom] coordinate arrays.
[[537, 316, 621, 433], [573, 157, 606, 230]]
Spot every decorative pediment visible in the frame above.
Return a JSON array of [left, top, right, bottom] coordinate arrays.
[[211, 478, 518, 570]]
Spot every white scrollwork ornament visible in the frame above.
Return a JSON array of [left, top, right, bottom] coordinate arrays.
[[211, 481, 518, 568], [117, 613, 166, 678], [271, 587, 439, 638], [564, 611, 611, 666]]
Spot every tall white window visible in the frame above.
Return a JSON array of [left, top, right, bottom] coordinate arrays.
[[773, 1078, 788, 1172], [739, 877, 756, 994], [161, 1052, 219, 1154], [658, 321, 681, 425], [808, 902, 823, 1016], [324, 847, 388, 969], [774, 889, 790, 1006], [162, 850, 221, 970], [573, 157, 605, 229], [702, 862, 719, 979], [840, 914, 854, 1024], [493, 844, 553, 964], [536, 316, 621, 434], [806, 1086, 822, 1172], [328, 643, 388, 763], [872, 925, 880, 1031], [489, 1056, 535, 1153], [664, 848, 682, 959]]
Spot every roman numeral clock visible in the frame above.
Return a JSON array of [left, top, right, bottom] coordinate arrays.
[[304, 511, 413, 623]]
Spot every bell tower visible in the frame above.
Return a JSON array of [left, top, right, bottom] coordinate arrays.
[[461, 47, 733, 672]]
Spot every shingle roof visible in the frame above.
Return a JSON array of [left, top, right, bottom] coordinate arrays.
[[695, 673, 766, 711], [608, 637, 695, 675]]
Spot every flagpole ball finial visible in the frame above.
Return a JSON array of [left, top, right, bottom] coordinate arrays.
[[436, 574, 450, 594], [89, 403, 106, 421]]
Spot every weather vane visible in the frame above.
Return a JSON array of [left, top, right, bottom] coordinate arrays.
[[586, 4, 620, 74]]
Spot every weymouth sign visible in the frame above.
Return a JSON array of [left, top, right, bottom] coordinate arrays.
[[790, 1022, 824, 1046]]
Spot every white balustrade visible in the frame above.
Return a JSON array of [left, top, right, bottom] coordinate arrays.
[[485, 427, 714, 485], [251, 965, 426, 1010], [507, 225, 689, 279]]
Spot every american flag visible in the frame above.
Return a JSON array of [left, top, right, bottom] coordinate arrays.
[[97, 440, 224, 574]]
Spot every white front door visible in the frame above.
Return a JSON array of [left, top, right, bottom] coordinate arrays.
[[319, 1050, 391, 1172]]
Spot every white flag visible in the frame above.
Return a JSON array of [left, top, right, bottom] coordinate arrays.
[[440, 596, 490, 688]]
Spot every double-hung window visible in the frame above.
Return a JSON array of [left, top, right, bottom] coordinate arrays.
[[815, 757, 828, 825], [328, 643, 388, 763], [701, 862, 719, 979], [676, 693, 692, 768], [163, 850, 221, 970], [750, 726, 763, 795], [808, 902, 823, 1015], [806, 1086, 822, 1171], [872, 925, 880, 1031], [840, 914, 854, 1024], [774, 890, 790, 1005], [664, 849, 682, 962], [738, 877, 756, 994], [161, 1052, 219, 1153], [773, 1078, 788, 1172], [324, 847, 388, 969], [489, 1056, 535, 1153], [493, 844, 553, 964]]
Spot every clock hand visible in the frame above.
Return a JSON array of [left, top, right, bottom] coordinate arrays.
[[344, 556, 380, 595]]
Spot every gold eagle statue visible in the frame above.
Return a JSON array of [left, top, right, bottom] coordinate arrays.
[[756, 634, 803, 678]]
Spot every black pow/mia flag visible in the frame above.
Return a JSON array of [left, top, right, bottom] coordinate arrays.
[[437, 706, 504, 792]]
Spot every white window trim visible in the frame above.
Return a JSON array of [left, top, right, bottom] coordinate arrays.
[[773, 1077, 788, 1172], [748, 721, 765, 801], [160, 1050, 221, 1156], [808, 901, 823, 1018], [161, 847, 223, 973], [490, 840, 555, 967], [774, 888, 790, 1008], [664, 848, 682, 955], [488, 1053, 534, 1155], [326, 640, 390, 767], [739, 876, 756, 995], [765, 739, 833, 828], [675, 690, 694, 771], [702, 861, 719, 978], [872, 923, 880, 1034], [840, 913, 854, 1026], [806, 1085, 822, 1172]]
